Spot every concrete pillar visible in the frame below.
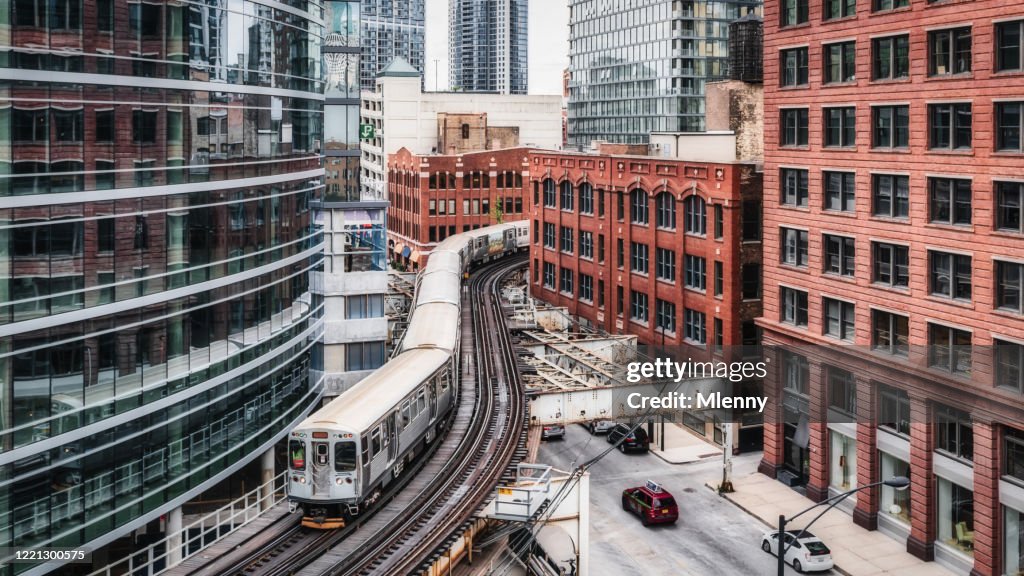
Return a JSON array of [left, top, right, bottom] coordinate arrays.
[[758, 343, 784, 478], [971, 421, 1000, 576], [578, 471, 589, 576], [260, 447, 276, 511], [806, 360, 829, 503], [907, 394, 935, 561], [853, 376, 879, 531], [167, 506, 183, 567]]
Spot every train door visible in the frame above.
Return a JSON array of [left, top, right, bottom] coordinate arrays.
[[387, 411, 398, 463], [311, 439, 331, 495], [429, 380, 438, 420]]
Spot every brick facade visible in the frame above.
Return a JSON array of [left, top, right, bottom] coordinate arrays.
[[386, 147, 531, 269], [761, 1, 1024, 574], [527, 151, 763, 352]]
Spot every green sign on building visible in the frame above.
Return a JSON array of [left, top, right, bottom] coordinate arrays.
[[360, 124, 375, 140]]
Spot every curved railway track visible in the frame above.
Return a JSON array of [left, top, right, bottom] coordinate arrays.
[[211, 256, 528, 576], [316, 255, 528, 576]]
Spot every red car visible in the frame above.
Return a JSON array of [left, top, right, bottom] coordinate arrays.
[[621, 481, 678, 526]]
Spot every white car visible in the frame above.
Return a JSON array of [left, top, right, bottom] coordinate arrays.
[[587, 420, 616, 435], [761, 529, 834, 573]]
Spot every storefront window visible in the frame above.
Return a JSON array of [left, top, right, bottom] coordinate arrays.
[[880, 451, 911, 524], [1005, 506, 1024, 575], [830, 431, 857, 491], [937, 477, 974, 556]]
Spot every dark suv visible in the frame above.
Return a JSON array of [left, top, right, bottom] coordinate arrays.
[[607, 424, 650, 453]]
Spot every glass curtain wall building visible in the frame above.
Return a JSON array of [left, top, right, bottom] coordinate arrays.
[[0, 0, 326, 573], [359, 0, 425, 91], [322, 1, 387, 395], [567, 0, 762, 146], [449, 0, 528, 94]]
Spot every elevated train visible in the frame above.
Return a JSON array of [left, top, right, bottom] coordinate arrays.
[[288, 222, 528, 528]]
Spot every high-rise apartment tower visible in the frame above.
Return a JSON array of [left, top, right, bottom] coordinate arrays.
[[566, 0, 762, 146], [449, 0, 528, 94]]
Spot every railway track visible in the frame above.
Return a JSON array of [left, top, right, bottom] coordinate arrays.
[[313, 255, 528, 576], [212, 256, 528, 576]]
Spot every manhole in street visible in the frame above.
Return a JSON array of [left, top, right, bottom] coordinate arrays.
[[683, 487, 696, 493]]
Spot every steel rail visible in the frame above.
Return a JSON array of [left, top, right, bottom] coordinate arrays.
[[326, 256, 527, 576]]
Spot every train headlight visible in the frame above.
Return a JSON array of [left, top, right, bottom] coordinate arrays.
[[336, 478, 344, 485], [299, 476, 306, 484]]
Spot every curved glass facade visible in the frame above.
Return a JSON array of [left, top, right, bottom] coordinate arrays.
[[0, 0, 326, 573]]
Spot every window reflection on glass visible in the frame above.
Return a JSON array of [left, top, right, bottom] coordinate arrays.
[[937, 477, 974, 555]]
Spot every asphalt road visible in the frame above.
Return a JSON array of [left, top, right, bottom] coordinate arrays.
[[537, 425, 808, 576]]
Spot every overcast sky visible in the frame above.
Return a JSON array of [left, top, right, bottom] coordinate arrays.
[[424, 0, 570, 95]]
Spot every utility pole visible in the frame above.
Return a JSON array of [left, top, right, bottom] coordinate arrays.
[[721, 421, 734, 492]]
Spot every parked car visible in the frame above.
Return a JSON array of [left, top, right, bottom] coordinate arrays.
[[621, 480, 678, 526], [541, 424, 565, 440], [761, 529, 834, 573], [587, 419, 616, 435], [606, 423, 650, 453]]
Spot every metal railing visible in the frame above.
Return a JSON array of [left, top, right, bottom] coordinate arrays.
[[493, 464, 552, 521], [87, 471, 287, 576]]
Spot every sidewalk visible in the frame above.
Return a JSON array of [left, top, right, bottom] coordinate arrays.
[[649, 422, 722, 464], [710, 471, 957, 576]]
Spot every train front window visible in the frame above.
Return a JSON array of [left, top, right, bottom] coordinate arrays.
[[289, 440, 306, 471], [335, 441, 357, 472]]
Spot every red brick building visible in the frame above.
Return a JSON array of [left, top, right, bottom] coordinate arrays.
[[527, 150, 763, 354], [387, 147, 530, 269], [761, 2, 1024, 575]]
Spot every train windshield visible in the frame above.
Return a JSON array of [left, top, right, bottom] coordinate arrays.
[[334, 441, 357, 472], [289, 440, 306, 471]]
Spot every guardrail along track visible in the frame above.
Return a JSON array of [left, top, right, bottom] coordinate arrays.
[[301, 256, 528, 576]]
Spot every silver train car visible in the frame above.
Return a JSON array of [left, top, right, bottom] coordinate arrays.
[[288, 221, 527, 528]]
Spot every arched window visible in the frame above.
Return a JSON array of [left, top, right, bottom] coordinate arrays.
[[656, 192, 675, 229], [579, 182, 594, 214], [543, 178, 556, 207], [630, 189, 649, 225], [560, 181, 574, 211], [684, 195, 707, 236]]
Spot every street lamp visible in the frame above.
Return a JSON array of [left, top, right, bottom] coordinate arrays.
[[776, 476, 910, 576]]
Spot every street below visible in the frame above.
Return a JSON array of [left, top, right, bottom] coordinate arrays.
[[537, 424, 805, 576]]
